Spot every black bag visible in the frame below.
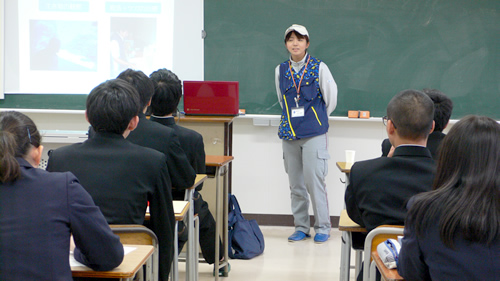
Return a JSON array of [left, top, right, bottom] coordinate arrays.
[[228, 194, 265, 259]]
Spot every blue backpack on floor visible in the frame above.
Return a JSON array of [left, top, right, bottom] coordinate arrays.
[[228, 194, 265, 259]]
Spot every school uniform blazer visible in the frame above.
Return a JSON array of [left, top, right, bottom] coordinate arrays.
[[345, 145, 436, 232], [381, 131, 446, 159], [46, 132, 174, 281], [127, 113, 196, 190], [398, 198, 500, 280], [0, 158, 123, 281], [150, 116, 206, 195]]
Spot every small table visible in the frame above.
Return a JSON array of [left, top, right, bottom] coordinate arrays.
[[71, 244, 154, 280], [339, 209, 367, 281], [372, 251, 405, 281], [206, 155, 234, 280]]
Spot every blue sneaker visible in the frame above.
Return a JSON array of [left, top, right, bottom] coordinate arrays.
[[314, 233, 330, 243], [288, 231, 311, 242]]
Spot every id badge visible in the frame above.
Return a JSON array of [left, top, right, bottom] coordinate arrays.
[[291, 106, 305, 118]]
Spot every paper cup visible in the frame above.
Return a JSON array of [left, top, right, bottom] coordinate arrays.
[[345, 150, 356, 164]]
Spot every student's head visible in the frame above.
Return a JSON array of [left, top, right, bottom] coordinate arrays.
[[435, 115, 499, 193], [284, 24, 310, 43], [409, 115, 500, 247], [86, 79, 141, 135], [422, 88, 453, 132], [386, 89, 434, 141], [149, 68, 182, 116], [284, 24, 310, 60], [117, 68, 155, 110], [0, 111, 43, 183]]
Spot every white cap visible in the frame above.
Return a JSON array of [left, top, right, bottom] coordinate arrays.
[[284, 24, 309, 39]]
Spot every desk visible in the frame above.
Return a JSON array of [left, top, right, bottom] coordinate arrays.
[[371, 251, 405, 281], [339, 209, 367, 281], [72, 245, 154, 280], [179, 116, 234, 193], [206, 155, 233, 280]]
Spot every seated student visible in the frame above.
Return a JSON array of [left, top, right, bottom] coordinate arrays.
[[149, 68, 225, 272], [46, 79, 174, 281], [382, 88, 453, 159], [345, 89, 436, 237], [398, 115, 500, 280], [117, 69, 196, 190], [0, 111, 123, 281]]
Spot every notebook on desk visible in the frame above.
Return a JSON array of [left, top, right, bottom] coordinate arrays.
[[183, 81, 239, 116]]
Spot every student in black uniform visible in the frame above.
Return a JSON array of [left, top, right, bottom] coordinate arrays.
[[47, 79, 174, 281], [117, 69, 196, 190], [149, 68, 226, 275]]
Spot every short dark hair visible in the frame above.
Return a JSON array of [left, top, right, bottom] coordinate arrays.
[[86, 79, 141, 134], [408, 115, 500, 248], [149, 68, 182, 116], [422, 89, 453, 132], [284, 31, 309, 44], [117, 68, 155, 110], [386, 89, 434, 140]]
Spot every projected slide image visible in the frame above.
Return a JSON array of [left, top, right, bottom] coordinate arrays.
[[30, 20, 97, 72], [110, 17, 157, 78]]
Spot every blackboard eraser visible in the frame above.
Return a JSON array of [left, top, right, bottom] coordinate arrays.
[[239, 109, 246, 115], [348, 110, 370, 118]]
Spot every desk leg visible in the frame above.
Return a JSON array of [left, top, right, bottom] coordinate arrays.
[[355, 250, 363, 277], [340, 230, 351, 281], [214, 166, 221, 281], [186, 190, 196, 281], [222, 165, 229, 277], [171, 222, 179, 281]]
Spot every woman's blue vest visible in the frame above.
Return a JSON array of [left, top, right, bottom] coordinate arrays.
[[278, 55, 329, 140]]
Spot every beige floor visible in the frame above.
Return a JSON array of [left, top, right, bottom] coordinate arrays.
[[177, 226, 356, 281]]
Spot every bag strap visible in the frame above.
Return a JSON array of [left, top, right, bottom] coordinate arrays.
[[228, 194, 243, 216]]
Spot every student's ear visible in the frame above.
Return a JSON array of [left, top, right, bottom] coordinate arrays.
[[429, 120, 435, 134], [128, 115, 139, 131], [28, 145, 44, 167], [386, 120, 396, 136], [85, 111, 90, 123]]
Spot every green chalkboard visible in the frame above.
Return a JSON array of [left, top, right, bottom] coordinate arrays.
[[204, 0, 499, 118]]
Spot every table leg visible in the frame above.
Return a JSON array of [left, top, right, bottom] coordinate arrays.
[[340, 230, 352, 281], [221, 165, 229, 277], [171, 221, 179, 281], [214, 166, 221, 281], [187, 191, 196, 281], [355, 250, 363, 277]]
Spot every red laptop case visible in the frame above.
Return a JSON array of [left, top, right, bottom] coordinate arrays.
[[183, 81, 239, 116]]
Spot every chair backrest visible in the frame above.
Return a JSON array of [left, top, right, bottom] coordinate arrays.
[[110, 224, 157, 246], [362, 225, 404, 281], [109, 224, 159, 281]]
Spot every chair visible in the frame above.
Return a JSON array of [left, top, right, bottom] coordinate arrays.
[[110, 224, 159, 281], [362, 225, 404, 281]]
